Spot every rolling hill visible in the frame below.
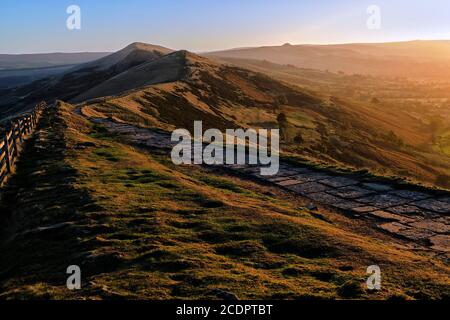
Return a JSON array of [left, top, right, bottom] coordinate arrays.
[[0, 43, 172, 117], [0, 42, 449, 299], [207, 40, 450, 79]]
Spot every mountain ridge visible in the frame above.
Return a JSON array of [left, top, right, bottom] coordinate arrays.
[[206, 40, 450, 78]]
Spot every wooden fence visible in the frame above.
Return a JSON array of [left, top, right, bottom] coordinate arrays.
[[0, 102, 47, 186]]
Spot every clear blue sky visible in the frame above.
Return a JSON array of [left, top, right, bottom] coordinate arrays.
[[1, 0, 450, 53]]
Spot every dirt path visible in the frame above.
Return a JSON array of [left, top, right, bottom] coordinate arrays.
[[90, 117, 450, 257]]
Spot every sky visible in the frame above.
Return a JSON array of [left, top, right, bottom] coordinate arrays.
[[1, 0, 450, 54]]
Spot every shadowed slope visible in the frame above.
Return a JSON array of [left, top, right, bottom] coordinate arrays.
[[0, 43, 173, 117]]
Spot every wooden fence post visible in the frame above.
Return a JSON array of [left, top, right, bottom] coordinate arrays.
[[26, 116, 31, 134], [30, 113, 34, 130], [3, 133, 11, 174], [18, 119, 23, 140], [17, 120, 23, 143], [24, 118, 28, 135], [10, 124, 17, 161]]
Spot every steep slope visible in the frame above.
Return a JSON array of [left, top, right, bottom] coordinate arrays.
[[0, 43, 173, 117], [207, 40, 450, 79], [73, 50, 191, 102], [72, 42, 172, 72]]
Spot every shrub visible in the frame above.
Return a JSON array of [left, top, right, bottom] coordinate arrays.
[[337, 280, 363, 298]]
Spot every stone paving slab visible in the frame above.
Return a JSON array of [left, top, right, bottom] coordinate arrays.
[[368, 211, 417, 224], [291, 173, 332, 184], [429, 235, 450, 252], [437, 197, 450, 204], [332, 201, 367, 211], [386, 205, 427, 217], [412, 199, 450, 214], [267, 176, 294, 183], [434, 216, 450, 225], [277, 179, 304, 187], [327, 186, 374, 199], [288, 167, 312, 174], [275, 169, 306, 177], [317, 177, 359, 188], [378, 222, 408, 234], [356, 194, 409, 208], [287, 182, 331, 194], [397, 228, 436, 241], [352, 206, 379, 213], [389, 190, 430, 201], [379, 222, 433, 242], [362, 183, 394, 192], [306, 192, 346, 205], [409, 221, 450, 234]]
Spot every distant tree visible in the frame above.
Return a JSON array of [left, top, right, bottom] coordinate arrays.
[[277, 112, 289, 141], [273, 100, 280, 112], [387, 130, 405, 147], [294, 132, 304, 144], [277, 94, 288, 106], [277, 113, 288, 124]]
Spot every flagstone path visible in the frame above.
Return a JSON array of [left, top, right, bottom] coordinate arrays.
[[90, 118, 450, 256]]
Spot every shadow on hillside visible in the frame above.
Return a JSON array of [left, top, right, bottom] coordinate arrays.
[[0, 106, 112, 297]]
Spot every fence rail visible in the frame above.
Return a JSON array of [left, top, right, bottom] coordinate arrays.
[[0, 102, 46, 186]]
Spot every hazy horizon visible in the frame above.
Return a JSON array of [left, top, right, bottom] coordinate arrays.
[[1, 38, 450, 55], [1, 0, 450, 54]]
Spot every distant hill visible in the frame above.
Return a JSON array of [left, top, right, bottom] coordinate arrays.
[[0, 65, 77, 89], [206, 40, 450, 79], [0, 52, 110, 70], [0, 52, 112, 89], [0, 42, 173, 115]]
